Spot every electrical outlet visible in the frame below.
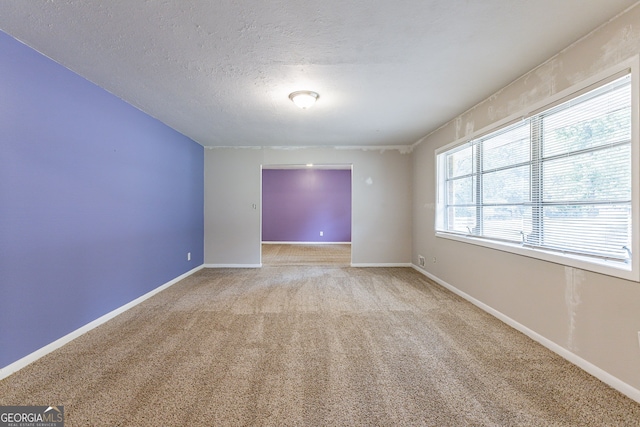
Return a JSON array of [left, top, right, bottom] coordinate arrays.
[[432, 257, 437, 263], [320, 231, 323, 236], [418, 255, 425, 267], [187, 252, 191, 261]]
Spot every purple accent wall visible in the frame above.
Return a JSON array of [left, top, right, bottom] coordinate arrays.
[[0, 32, 204, 368], [262, 169, 351, 242]]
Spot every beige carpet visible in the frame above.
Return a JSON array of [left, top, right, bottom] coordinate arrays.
[[262, 243, 351, 266], [1, 266, 639, 426]]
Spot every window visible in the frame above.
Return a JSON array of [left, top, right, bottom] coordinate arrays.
[[436, 72, 636, 280]]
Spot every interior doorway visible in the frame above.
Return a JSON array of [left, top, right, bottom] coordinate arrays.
[[261, 165, 352, 266]]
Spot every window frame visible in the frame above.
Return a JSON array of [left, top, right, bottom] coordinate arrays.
[[434, 58, 640, 282]]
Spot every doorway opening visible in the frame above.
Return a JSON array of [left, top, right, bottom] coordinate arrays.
[[261, 165, 352, 266]]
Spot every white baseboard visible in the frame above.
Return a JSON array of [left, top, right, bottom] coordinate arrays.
[[351, 263, 412, 268], [411, 264, 640, 404], [262, 241, 351, 245], [203, 263, 262, 268], [0, 264, 205, 381]]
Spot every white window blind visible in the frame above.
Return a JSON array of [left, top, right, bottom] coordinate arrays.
[[437, 74, 632, 266]]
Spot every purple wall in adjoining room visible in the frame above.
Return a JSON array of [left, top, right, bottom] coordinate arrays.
[[262, 169, 351, 242], [0, 31, 204, 368]]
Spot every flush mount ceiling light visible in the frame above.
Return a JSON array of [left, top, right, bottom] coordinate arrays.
[[289, 90, 319, 109]]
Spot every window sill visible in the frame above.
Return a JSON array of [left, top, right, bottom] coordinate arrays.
[[435, 231, 638, 282]]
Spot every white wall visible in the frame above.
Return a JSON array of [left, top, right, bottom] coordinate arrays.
[[413, 4, 640, 398], [204, 147, 263, 266], [205, 146, 412, 266]]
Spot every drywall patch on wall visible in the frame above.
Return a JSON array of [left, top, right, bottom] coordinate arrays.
[[564, 18, 639, 86], [532, 57, 561, 97], [452, 114, 476, 140], [564, 266, 585, 352], [465, 120, 475, 138], [454, 117, 463, 140], [487, 105, 501, 122], [208, 145, 416, 154], [504, 58, 562, 118], [598, 24, 640, 72], [485, 87, 510, 125], [335, 145, 414, 154]]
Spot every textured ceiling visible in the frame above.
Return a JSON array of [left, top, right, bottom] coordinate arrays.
[[0, 0, 637, 147]]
